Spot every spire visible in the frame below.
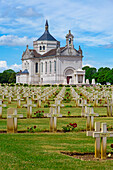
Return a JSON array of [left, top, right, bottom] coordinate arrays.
[[79, 45, 82, 56], [45, 20, 49, 31]]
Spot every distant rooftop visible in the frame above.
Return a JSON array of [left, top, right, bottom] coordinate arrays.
[[21, 69, 29, 74]]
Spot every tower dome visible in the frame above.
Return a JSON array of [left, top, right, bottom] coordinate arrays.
[[33, 20, 59, 55], [37, 20, 57, 41]]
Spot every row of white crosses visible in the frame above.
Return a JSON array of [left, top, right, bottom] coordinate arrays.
[[104, 99, 113, 117], [70, 86, 92, 116], [21, 87, 59, 118], [77, 87, 99, 106], [46, 100, 63, 132], [22, 98, 37, 118], [70, 86, 80, 107], [81, 99, 90, 117], [35, 87, 58, 108], [76, 86, 112, 107], [55, 86, 66, 102], [87, 122, 113, 160], [45, 87, 65, 132], [0, 86, 59, 119], [2, 86, 57, 107]]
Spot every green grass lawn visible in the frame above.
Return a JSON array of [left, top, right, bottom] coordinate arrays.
[[1, 132, 113, 170], [0, 86, 113, 169]]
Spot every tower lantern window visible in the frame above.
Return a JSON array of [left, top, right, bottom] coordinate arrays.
[[40, 46, 42, 50], [69, 38, 71, 44], [43, 46, 45, 50]]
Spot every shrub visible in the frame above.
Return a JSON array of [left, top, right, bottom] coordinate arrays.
[[65, 85, 70, 87], [63, 90, 72, 103], [34, 110, 44, 118], [67, 111, 71, 116], [59, 84, 63, 87], [65, 105, 72, 107], [24, 84, 28, 87], [27, 125, 37, 133], [62, 123, 77, 132], [10, 83, 15, 86], [107, 126, 113, 131]]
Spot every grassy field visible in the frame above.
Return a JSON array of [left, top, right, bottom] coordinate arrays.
[[0, 86, 113, 169]]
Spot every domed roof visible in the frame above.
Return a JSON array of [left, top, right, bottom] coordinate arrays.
[[37, 20, 57, 41]]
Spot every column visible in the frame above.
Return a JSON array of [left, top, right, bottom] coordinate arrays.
[[76, 74, 78, 84], [83, 74, 85, 84]]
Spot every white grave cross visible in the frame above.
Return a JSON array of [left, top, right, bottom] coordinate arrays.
[[47, 106, 62, 132], [7, 108, 23, 133], [0, 99, 6, 118], [93, 123, 113, 159]]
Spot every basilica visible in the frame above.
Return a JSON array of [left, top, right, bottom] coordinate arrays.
[[16, 20, 85, 85]]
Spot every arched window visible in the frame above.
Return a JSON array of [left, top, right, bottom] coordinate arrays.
[[54, 61, 56, 73], [40, 46, 42, 51], [69, 38, 71, 44], [43, 46, 45, 50], [49, 61, 51, 73], [36, 63, 38, 73]]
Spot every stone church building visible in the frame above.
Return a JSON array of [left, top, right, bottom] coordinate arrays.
[[16, 21, 85, 85]]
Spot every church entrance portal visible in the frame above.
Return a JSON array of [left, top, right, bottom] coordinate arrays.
[[67, 76, 72, 84]]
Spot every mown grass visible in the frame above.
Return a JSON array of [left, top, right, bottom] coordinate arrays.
[[0, 132, 113, 170], [0, 86, 113, 169]]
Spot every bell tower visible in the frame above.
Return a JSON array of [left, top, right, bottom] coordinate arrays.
[[66, 30, 74, 48]]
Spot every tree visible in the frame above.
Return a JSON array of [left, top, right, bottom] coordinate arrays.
[[96, 67, 110, 85], [82, 66, 90, 72], [0, 69, 16, 83], [105, 68, 113, 84], [82, 66, 97, 83], [8, 72, 16, 83]]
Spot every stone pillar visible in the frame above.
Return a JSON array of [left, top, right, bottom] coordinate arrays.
[[83, 75, 85, 84], [75, 74, 78, 84], [69, 78, 72, 85], [29, 60, 34, 84]]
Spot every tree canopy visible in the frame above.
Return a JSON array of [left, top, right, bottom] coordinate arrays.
[[82, 66, 112, 85], [0, 69, 16, 83], [0, 67, 112, 85]]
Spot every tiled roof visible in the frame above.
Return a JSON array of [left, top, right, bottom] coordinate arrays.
[[37, 30, 57, 41], [29, 47, 65, 58], [42, 48, 56, 57], [42, 47, 65, 57], [16, 69, 29, 75], [29, 49, 41, 57], [21, 69, 29, 74]]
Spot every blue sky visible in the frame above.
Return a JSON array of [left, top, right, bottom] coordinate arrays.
[[0, 0, 113, 72]]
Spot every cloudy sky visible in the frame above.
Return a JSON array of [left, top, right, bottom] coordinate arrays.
[[0, 0, 113, 72]]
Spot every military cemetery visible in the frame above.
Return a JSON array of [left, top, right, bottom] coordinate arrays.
[[0, 83, 113, 169], [1, 0, 113, 169]]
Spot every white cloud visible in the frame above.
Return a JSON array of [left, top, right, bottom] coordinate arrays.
[[0, 0, 113, 46], [0, 61, 8, 68], [82, 63, 93, 68], [0, 35, 36, 46], [9, 64, 22, 71], [0, 61, 22, 72]]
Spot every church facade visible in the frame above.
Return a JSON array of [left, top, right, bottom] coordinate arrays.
[[16, 21, 85, 85]]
